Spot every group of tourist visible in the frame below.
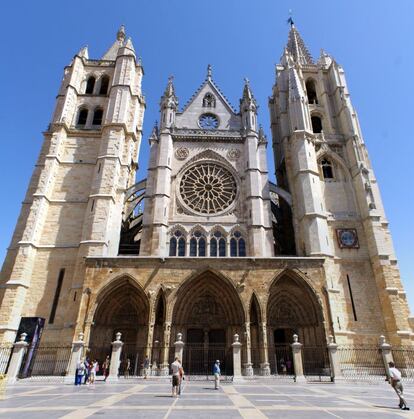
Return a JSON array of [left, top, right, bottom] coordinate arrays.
[[75, 355, 110, 385]]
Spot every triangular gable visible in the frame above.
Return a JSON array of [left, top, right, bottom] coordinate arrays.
[[180, 78, 236, 114]]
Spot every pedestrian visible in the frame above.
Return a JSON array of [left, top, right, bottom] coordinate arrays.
[[178, 362, 185, 396], [84, 357, 90, 384], [89, 359, 98, 384], [388, 362, 410, 410], [171, 357, 181, 397], [124, 358, 131, 379], [75, 358, 86, 386], [143, 355, 150, 379], [213, 360, 221, 390], [103, 355, 110, 382]]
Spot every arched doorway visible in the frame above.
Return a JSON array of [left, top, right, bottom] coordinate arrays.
[[88, 278, 149, 375], [172, 271, 245, 376], [267, 272, 327, 375]]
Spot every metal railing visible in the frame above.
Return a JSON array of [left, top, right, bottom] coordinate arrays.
[[303, 346, 332, 382], [392, 347, 414, 382], [0, 344, 13, 374], [19, 344, 72, 378], [337, 346, 386, 380]]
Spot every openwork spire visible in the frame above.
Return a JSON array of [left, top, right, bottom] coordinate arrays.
[[286, 25, 313, 65]]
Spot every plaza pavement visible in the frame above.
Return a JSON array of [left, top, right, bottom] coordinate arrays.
[[0, 377, 413, 418]]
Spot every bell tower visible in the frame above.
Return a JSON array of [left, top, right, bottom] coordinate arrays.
[[0, 26, 145, 342], [269, 22, 412, 344]]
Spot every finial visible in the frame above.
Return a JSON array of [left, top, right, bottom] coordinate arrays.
[[117, 25, 126, 42], [207, 64, 212, 80], [287, 9, 294, 27]]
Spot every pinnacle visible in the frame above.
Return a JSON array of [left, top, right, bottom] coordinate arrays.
[[286, 25, 313, 65]]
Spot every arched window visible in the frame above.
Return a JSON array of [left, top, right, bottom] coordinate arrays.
[[77, 108, 88, 127], [85, 76, 96, 94], [189, 230, 206, 257], [99, 76, 110, 95], [321, 158, 334, 179], [210, 231, 226, 257], [311, 116, 322, 133], [306, 80, 318, 104], [92, 108, 103, 126], [169, 230, 186, 256], [202, 93, 216, 108], [230, 231, 246, 257]]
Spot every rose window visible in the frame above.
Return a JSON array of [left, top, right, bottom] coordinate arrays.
[[179, 163, 237, 214]]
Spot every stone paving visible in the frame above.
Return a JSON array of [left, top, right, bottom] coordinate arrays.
[[0, 378, 413, 418]]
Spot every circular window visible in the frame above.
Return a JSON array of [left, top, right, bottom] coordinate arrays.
[[198, 113, 219, 129], [179, 163, 237, 214]]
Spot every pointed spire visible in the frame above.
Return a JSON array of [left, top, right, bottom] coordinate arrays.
[[206, 64, 212, 80], [149, 121, 159, 143], [164, 75, 176, 98], [117, 25, 126, 43], [77, 46, 89, 59], [286, 24, 313, 65]]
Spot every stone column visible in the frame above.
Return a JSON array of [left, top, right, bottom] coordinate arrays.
[[64, 332, 85, 384], [107, 332, 123, 382], [243, 323, 253, 376], [379, 335, 394, 379], [259, 322, 270, 375], [291, 334, 306, 383], [232, 334, 243, 382], [327, 335, 342, 381], [174, 333, 185, 362], [7, 333, 28, 384], [160, 321, 171, 376]]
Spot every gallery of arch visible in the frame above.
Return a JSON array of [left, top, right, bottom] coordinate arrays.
[[0, 23, 413, 378]]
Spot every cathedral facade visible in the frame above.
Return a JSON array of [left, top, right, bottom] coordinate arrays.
[[0, 24, 412, 376]]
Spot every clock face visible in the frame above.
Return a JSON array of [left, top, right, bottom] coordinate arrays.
[[199, 113, 219, 129], [337, 229, 359, 248]]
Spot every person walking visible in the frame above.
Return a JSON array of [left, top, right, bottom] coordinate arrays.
[[213, 360, 221, 390], [75, 358, 86, 386], [178, 362, 185, 396], [124, 358, 131, 379], [143, 355, 150, 379], [88, 359, 98, 384], [388, 362, 410, 410], [103, 355, 110, 382], [171, 357, 181, 397]]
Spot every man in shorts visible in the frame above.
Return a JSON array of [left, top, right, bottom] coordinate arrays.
[[171, 357, 181, 397]]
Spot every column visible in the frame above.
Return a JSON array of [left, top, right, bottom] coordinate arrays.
[[64, 332, 85, 384], [291, 334, 306, 383], [327, 335, 342, 381], [174, 333, 185, 361], [6, 333, 29, 384], [243, 322, 253, 376], [259, 322, 270, 375], [107, 332, 123, 382], [232, 334, 243, 382], [160, 321, 171, 376], [379, 335, 394, 379]]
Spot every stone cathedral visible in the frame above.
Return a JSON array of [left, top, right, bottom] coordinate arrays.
[[0, 24, 412, 376]]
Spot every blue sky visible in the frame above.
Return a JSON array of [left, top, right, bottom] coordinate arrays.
[[1, 0, 413, 309]]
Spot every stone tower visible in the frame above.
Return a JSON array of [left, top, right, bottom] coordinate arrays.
[[269, 23, 412, 344], [0, 26, 145, 343], [140, 66, 273, 258]]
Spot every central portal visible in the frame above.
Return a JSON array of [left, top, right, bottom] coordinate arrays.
[[172, 272, 245, 376]]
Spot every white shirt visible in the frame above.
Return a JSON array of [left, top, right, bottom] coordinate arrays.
[[171, 361, 181, 376], [389, 367, 402, 381]]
